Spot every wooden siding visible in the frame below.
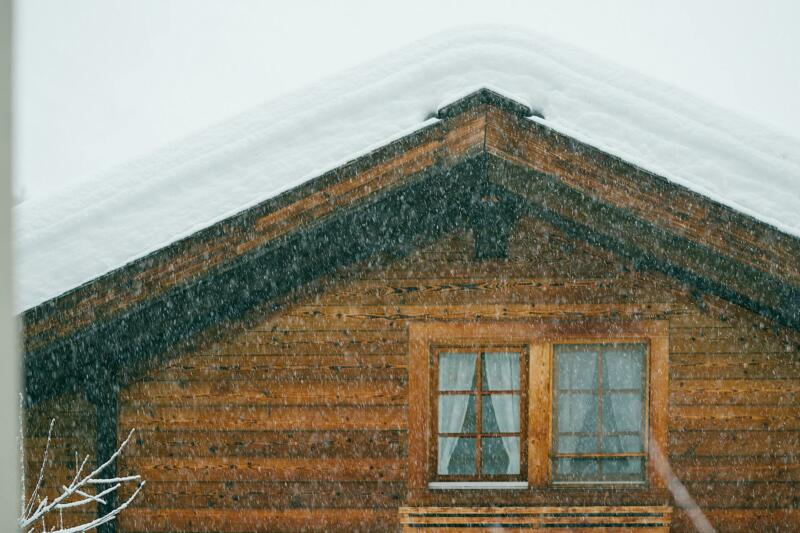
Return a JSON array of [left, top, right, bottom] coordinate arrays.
[[24, 93, 800, 410], [23, 394, 97, 529], [27, 215, 800, 532]]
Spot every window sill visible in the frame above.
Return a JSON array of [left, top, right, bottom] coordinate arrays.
[[428, 481, 529, 490], [551, 480, 647, 486]]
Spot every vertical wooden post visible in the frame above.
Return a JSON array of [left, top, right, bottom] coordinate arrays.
[[87, 367, 118, 533], [96, 386, 118, 533], [469, 171, 519, 260]]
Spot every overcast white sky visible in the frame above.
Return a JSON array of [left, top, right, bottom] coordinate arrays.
[[13, 0, 800, 202]]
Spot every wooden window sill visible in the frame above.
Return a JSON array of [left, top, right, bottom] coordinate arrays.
[[428, 481, 528, 490], [552, 480, 647, 486]]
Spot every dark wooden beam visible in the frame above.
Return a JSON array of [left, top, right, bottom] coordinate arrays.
[[469, 162, 521, 260], [487, 153, 800, 331], [20, 116, 445, 355], [85, 373, 118, 533], [24, 156, 484, 405]]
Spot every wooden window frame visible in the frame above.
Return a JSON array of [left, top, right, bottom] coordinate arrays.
[[550, 340, 649, 484], [407, 320, 668, 494], [430, 345, 529, 482]]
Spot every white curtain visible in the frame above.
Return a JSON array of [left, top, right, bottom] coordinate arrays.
[[438, 353, 476, 474], [602, 349, 643, 453], [484, 352, 520, 474]]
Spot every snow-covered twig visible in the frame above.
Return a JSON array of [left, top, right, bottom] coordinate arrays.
[[24, 418, 54, 521], [19, 417, 145, 533]]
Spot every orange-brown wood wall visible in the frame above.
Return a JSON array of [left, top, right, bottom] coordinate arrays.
[[25, 216, 800, 532]]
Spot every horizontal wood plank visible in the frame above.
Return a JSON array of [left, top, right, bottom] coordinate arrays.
[[149, 355, 407, 382], [123, 480, 404, 509], [122, 380, 406, 406], [122, 457, 404, 482], [670, 379, 800, 405], [672, 457, 800, 482], [670, 353, 800, 380], [120, 405, 407, 431], [669, 430, 800, 458], [669, 405, 800, 430], [125, 429, 406, 458]]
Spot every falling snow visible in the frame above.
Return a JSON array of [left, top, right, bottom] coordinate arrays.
[[13, 25, 800, 313]]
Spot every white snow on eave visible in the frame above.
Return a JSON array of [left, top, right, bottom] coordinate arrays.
[[13, 25, 800, 314]]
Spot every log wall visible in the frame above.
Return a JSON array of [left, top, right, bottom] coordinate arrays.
[[26, 215, 800, 532]]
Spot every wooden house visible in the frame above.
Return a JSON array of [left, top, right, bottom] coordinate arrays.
[[18, 30, 800, 532]]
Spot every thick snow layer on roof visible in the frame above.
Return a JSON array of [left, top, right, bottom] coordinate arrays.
[[14, 26, 800, 313]]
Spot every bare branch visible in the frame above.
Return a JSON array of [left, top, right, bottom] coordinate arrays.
[[25, 418, 54, 520], [19, 418, 145, 533]]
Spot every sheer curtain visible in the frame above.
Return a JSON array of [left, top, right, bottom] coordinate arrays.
[[484, 353, 520, 475], [438, 354, 476, 474], [602, 348, 644, 453]]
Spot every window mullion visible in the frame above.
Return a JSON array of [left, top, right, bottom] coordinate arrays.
[[597, 348, 603, 474], [475, 352, 482, 478]]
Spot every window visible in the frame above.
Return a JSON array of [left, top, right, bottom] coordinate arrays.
[[433, 348, 527, 480], [407, 321, 668, 496], [552, 343, 647, 482]]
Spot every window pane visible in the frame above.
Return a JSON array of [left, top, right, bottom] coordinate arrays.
[[439, 352, 477, 391], [482, 394, 520, 433], [603, 434, 643, 453], [557, 435, 599, 454], [438, 437, 476, 475], [554, 458, 599, 480], [602, 392, 642, 433], [481, 437, 520, 475], [603, 345, 645, 390], [438, 394, 476, 433], [555, 345, 597, 390], [557, 392, 598, 433], [482, 352, 519, 390], [601, 457, 644, 478]]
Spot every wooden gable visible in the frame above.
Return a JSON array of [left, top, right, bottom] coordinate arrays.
[[25, 215, 800, 531], [21, 88, 800, 406], [21, 88, 800, 533]]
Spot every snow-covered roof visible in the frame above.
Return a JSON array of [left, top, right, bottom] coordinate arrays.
[[14, 26, 800, 313]]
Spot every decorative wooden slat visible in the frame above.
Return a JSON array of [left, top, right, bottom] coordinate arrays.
[[399, 506, 671, 531]]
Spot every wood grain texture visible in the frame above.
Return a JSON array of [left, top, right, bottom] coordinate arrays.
[[25, 214, 800, 531]]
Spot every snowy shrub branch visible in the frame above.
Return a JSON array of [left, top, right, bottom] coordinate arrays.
[[20, 412, 145, 533]]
